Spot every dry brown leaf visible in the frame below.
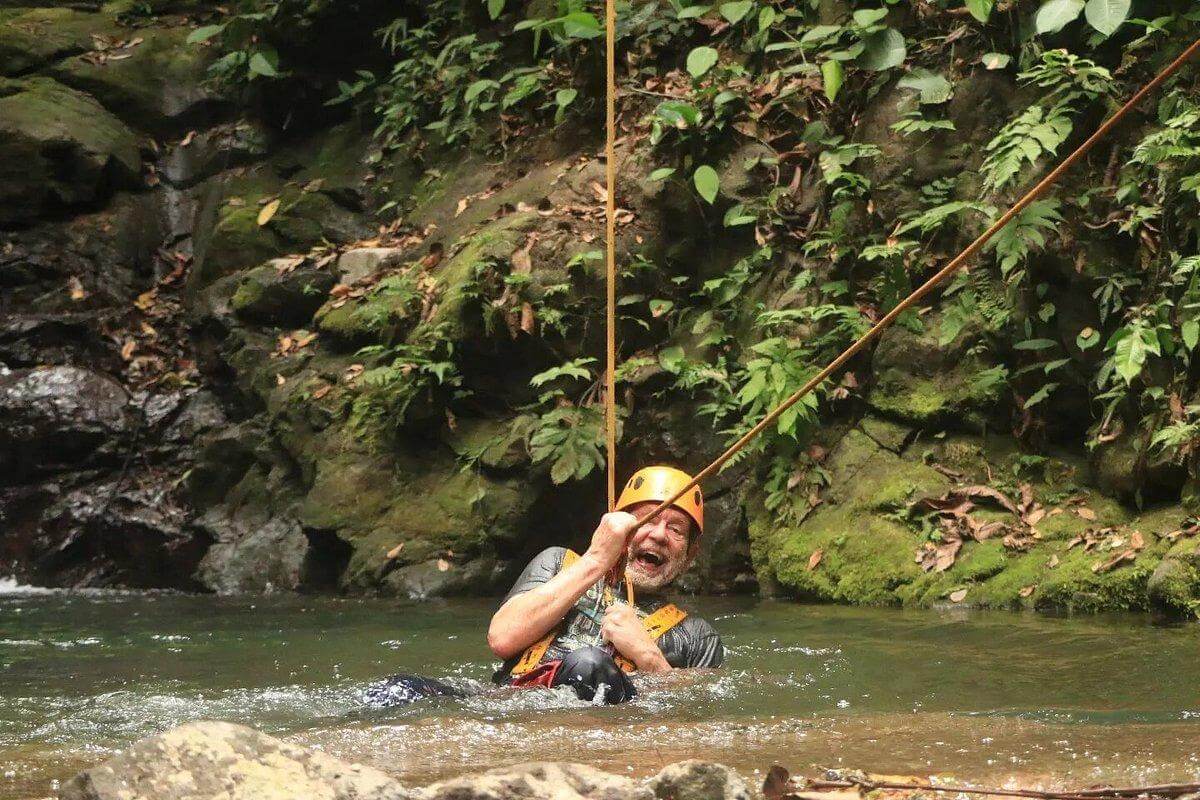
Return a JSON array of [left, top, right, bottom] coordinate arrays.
[[1048, 554, 1060, 568], [807, 548, 823, 571], [257, 198, 281, 226], [120, 339, 136, 361], [949, 588, 968, 602], [1092, 549, 1136, 574], [1076, 506, 1097, 520], [275, 373, 286, 386], [312, 384, 332, 400], [436, 558, 451, 572], [67, 276, 87, 301], [295, 331, 318, 349], [1019, 585, 1036, 598], [180, 130, 197, 147], [386, 542, 405, 560], [1131, 530, 1145, 550]]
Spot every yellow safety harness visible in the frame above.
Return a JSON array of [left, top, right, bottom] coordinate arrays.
[[509, 550, 688, 677]]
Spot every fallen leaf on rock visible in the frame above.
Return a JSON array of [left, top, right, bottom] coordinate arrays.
[[120, 339, 136, 361], [257, 198, 281, 226], [67, 276, 87, 301], [344, 363, 364, 382], [1048, 554, 1060, 568], [295, 331, 317, 349], [949, 588, 968, 602], [807, 548, 823, 571], [1093, 549, 1136, 574], [1075, 506, 1097, 520], [455, 197, 470, 216], [1019, 585, 1036, 598], [275, 373, 286, 386], [386, 542, 405, 560], [437, 558, 451, 572], [1131, 530, 1145, 550], [180, 130, 197, 147], [311, 384, 332, 400]]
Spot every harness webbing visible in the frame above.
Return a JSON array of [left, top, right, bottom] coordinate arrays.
[[509, 551, 687, 676]]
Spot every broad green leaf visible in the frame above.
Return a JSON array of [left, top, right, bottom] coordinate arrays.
[[964, 0, 994, 22], [649, 299, 675, 318], [1014, 338, 1057, 350], [658, 345, 686, 373], [687, 46, 719, 78], [720, 1, 753, 24], [1076, 327, 1100, 350], [555, 88, 577, 107], [486, 0, 505, 19], [857, 27, 906, 71], [758, 6, 776, 31], [897, 68, 952, 104], [800, 25, 842, 46], [852, 7, 888, 27], [723, 203, 756, 226], [186, 24, 225, 44], [248, 51, 280, 78], [561, 11, 602, 39], [1024, 382, 1059, 409], [822, 59, 844, 101], [1084, 0, 1129, 35], [693, 165, 720, 204], [1184, 320, 1199, 351], [464, 79, 499, 102], [981, 52, 1011, 69], [648, 167, 676, 181], [1035, 0, 1084, 34], [676, 4, 711, 19]]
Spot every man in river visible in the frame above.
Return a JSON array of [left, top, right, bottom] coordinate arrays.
[[486, 465, 724, 704]]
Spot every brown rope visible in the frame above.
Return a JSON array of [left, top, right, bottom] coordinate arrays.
[[632, 36, 1200, 531], [603, 0, 635, 605]]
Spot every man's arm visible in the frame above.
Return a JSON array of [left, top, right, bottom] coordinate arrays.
[[487, 512, 636, 660]]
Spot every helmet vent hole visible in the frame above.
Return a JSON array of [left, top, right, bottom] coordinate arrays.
[[633, 476, 644, 489]]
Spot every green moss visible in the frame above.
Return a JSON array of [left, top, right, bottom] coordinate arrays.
[[48, 26, 215, 133], [0, 8, 117, 76], [0, 76, 140, 224]]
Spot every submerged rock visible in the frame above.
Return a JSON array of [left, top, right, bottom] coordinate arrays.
[[59, 721, 754, 800], [59, 721, 409, 800]]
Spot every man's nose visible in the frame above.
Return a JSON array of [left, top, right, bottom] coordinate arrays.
[[642, 519, 669, 543]]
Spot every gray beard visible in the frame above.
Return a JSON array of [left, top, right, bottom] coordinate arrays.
[[626, 557, 686, 593]]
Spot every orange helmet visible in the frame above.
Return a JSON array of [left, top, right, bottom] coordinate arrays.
[[616, 465, 703, 535]]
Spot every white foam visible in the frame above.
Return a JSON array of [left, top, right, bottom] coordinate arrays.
[[0, 576, 56, 596]]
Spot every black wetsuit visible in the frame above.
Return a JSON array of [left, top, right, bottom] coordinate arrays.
[[491, 546, 724, 702]]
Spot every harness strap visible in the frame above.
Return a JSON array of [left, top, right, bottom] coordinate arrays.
[[509, 550, 687, 677]]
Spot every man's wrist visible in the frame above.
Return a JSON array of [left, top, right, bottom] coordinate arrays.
[[576, 550, 610, 583]]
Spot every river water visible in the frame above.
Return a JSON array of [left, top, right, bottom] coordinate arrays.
[[2, 582, 1199, 799]]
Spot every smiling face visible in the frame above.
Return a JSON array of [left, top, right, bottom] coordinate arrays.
[[623, 502, 698, 592]]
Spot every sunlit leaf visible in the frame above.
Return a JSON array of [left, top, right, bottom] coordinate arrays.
[[1084, 0, 1129, 35], [1035, 0, 1084, 34], [693, 165, 720, 204], [687, 46, 719, 78]]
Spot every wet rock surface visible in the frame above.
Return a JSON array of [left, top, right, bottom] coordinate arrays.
[[58, 722, 752, 800]]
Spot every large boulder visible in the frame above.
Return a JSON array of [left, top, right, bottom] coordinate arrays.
[[58, 721, 410, 800], [649, 761, 751, 800], [48, 26, 222, 135], [0, 366, 136, 483], [0, 76, 141, 225]]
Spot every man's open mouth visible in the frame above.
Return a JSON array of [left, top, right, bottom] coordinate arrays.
[[632, 549, 665, 571]]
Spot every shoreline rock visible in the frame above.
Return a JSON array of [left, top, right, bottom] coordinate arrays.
[[58, 721, 752, 800]]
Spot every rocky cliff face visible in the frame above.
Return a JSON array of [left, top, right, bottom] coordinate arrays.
[[2, 1, 1198, 614]]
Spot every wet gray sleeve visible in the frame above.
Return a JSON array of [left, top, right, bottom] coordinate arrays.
[[681, 616, 724, 668], [503, 547, 567, 601]]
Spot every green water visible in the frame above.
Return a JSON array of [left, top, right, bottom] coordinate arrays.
[[2, 584, 1199, 799]]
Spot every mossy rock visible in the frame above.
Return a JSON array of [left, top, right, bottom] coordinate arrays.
[[192, 176, 371, 287], [0, 7, 119, 75], [443, 416, 529, 472], [751, 427, 948, 604], [0, 76, 140, 224], [231, 261, 337, 328], [296, 435, 538, 593], [48, 25, 221, 134], [867, 311, 1003, 429]]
